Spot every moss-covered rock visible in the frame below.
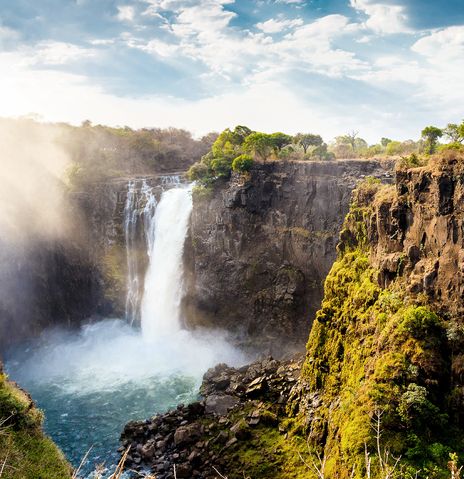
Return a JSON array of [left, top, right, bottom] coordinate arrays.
[[293, 175, 461, 478], [0, 366, 71, 479]]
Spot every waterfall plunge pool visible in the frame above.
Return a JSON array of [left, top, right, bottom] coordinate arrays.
[[5, 319, 245, 477], [5, 182, 247, 477]]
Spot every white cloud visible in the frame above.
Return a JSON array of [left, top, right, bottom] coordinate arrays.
[[256, 17, 303, 34], [130, 6, 365, 81], [31, 41, 96, 65], [117, 5, 135, 22], [412, 26, 464, 62], [350, 0, 410, 34]]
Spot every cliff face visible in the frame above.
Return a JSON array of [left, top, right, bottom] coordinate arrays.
[[368, 157, 464, 314], [293, 153, 464, 478], [183, 160, 394, 353]]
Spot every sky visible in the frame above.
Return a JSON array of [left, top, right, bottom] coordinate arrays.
[[0, 0, 463, 142]]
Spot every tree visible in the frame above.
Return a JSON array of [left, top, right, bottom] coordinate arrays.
[[270, 132, 293, 151], [443, 122, 464, 144], [381, 138, 392, 147], [340, 131, 359, 150], [232, 154, 253, 172], [230, 125, 253, 144], [421, 126, 443, 154], [243, 132, 275, 160], [294, 133, 323, 154]]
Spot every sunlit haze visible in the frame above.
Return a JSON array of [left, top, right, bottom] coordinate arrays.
[[1, 0, 463, 141]]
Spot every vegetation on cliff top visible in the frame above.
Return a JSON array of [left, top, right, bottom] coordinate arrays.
[[0, 366, 71, 479], [188, 120, 464, 189]]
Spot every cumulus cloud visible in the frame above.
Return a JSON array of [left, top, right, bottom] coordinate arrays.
[[412, 25, 464, 61], [350, 0, 411, 34]]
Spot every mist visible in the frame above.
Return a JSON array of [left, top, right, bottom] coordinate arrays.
[[0, 117, 71, 243]]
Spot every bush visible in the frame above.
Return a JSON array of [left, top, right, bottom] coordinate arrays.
[[232, 154, 254, 172]]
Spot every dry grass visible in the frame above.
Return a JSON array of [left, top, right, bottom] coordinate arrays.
[[72, 445, 156, 479]]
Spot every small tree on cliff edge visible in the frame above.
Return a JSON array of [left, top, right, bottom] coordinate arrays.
[[243, 132, 275, 161], [421, 126, 443, 154], [294, 133, 323, 154]]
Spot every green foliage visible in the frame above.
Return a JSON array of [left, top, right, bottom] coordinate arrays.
[[269, 132, 293, 150], [421, 126, 443, 154], [443, 122, 464, 144], [396, 153, 428, 169], [294, 133, 323, 153], [243, 132, 275, 160], [232, 154, 254, 172]]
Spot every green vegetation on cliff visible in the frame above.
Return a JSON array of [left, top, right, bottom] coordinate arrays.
[[0, 367, 71, 479], [294, 178, 461, 478], [187, 125, 333, 186]]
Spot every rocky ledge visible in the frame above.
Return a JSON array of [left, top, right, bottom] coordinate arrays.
[[120, 355, 303, 478]]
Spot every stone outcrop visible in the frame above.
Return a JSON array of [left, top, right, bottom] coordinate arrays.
[[120, 355, 303, 479], [290, 152, 464, 477], [365, 155, 464, 314], [182, 159, 394, 354]]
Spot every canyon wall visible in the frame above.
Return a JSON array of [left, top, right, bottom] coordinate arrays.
[[182, 159, 394, 353], [292, 152, 464, 476]]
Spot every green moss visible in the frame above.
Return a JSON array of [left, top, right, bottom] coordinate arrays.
[[102, 243, 127, 309], [0, 373, 71, 479], [294, 180, 455, 478]]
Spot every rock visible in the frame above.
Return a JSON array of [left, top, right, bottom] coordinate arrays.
[[141, 441, 156, 460], [174, 423, 203, 447], [175, 464, 192, 478], [230, 419, 251, 440], [182, 160, 395, 354], [246, 377, 267, 396], [205, 395, 239, 416]]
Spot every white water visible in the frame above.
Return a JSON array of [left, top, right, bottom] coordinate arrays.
[[6, 177, 247, 476], [141, 185, 192, 339], [123, 180, 141, 325]]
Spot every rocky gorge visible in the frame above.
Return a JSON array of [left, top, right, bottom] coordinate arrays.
[[117, 151, 464, 479], [182, 159, 394, 352]]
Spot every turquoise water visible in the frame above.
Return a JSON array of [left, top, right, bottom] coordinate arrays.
[[5, 319, 244, 477]]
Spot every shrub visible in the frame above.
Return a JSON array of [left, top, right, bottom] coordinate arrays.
[[232, 154, 254, 172]]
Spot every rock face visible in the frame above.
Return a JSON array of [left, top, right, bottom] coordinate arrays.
[[183, 160, 394, 353], [291, 153, 464, 477], [0, 237, 103, 351], [120, 355, 303, 479], [366, 156, 464, 314]]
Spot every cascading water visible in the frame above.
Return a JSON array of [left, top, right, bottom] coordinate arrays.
[[123, 180, 141, 325], [141, 185, 192, 339], [5, 176, 246, 478], [123, 176, 181, 326]]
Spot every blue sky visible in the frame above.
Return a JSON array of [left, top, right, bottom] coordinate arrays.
[[0, 0, 463, 142]]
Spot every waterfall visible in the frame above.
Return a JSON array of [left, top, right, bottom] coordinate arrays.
[[124, 180, 158, 325], [123, 176, 191, 336], [124, 181, 140, 325], [140, 185, 193, 339]]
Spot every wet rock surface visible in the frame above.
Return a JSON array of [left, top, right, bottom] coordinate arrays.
[[120, 355, 303, 478]]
